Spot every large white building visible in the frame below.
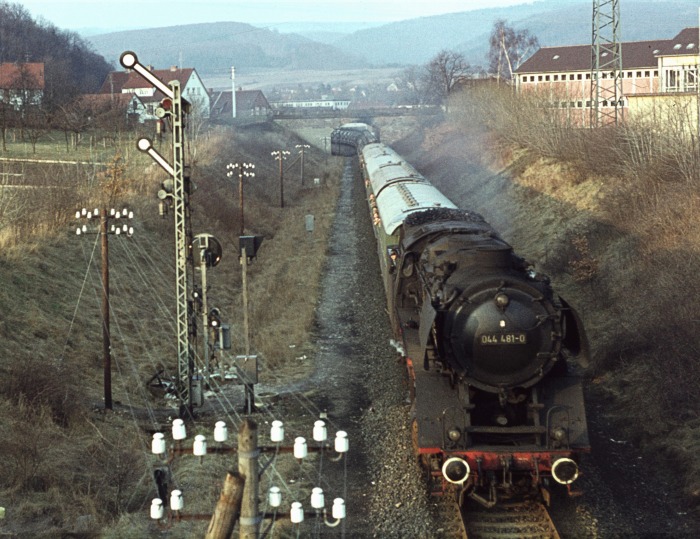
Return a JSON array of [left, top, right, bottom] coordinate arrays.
[[515, 27, 700, 127]]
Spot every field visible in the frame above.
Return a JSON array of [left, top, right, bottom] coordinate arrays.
[[202, 67, 403, 92]]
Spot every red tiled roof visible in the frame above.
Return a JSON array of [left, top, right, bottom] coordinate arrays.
[[121, 67, 195, 90], [211, 90, 270, 115], [98, 71, 130, 94], [0, 63, 45, 89], [98, 67, 196, 95]]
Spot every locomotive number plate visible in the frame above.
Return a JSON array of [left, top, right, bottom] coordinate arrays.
[[480, 333, 527, 345]]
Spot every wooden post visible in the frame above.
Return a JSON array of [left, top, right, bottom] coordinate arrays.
[[239, 169, 244, 236], [100, 209, 112, 410], [238, 419, 259, 539], [279, 154, 284, 208], [205, 471, 245, 539]]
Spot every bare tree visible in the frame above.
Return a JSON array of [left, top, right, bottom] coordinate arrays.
[[422, 50, 473, 111], [489, 20, 539, 83], [401, 65, 423, 106], [23, 106, 49, 153], [56, 100, 91, 151]]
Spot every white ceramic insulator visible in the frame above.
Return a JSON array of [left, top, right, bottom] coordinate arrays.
[[310, 487, 324, 510], [172, 419, 186, 441], [268, 486, 282, 508], [313, 420, 327, 442], [334, 431, 349, 453], [332, 498, 346, 520], [270, 420, 284, 443], [290, 501, 304, 524], [170, 490, 183, 511], [150, 498, 164, 520], [151, 433, 166, 455], [193, 434, 207, 457], [214, 421, 228, 443], [294, 437, 308, 459]]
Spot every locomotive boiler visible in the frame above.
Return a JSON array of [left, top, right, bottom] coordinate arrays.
[[332, 123, 590, 507]]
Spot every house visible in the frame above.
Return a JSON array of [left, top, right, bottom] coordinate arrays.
[[210, 89, 272, 123], [514, 27, 700, 127], [98, 65, 210, 122], [0, 62, 45, 109]]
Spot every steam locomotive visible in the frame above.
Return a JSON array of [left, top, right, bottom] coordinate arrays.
[[332, 123, 590, 507]]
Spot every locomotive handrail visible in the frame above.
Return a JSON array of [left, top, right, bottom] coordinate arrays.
[[465, 425, 547, 434]]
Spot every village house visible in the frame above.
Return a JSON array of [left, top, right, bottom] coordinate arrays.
[[209, 89, 273, 123], [98, 65, 211, 122], [0, 62, 45, 109]]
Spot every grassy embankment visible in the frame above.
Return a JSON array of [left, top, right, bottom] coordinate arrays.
[[0, 121, 342, 536]]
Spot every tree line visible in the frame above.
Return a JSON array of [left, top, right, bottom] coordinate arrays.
[[408, 20, 538, 110], [0, 1, 116, 151]]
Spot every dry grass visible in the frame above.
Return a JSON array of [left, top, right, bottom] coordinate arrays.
[[0, 121, 342, 535]]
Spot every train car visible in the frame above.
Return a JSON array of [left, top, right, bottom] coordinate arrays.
[[330, 122, 378, 157], [332, 123, 590, 508]]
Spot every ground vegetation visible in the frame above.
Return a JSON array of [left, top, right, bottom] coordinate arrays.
[[0, 120, 342, 536]]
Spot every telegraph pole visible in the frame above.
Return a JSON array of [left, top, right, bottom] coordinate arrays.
[[75, 207, 134, 410], [122, 50, 194, 417], [227, 162, 255, 236], [271, 150, 290, 208], [100, 211, 111, 409], [296, 144, 310, 186]]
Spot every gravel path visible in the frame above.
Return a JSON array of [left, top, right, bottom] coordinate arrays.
[[275, 157, 439, 537]]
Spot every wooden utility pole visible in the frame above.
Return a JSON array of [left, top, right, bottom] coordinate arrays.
[[76, 207, 133, 411], [100, 209, 112, 410], [271, 150, 289, 208], [205, 471, 245, 539], [296, 144, 310, 186], [238, 419, 260, 539]]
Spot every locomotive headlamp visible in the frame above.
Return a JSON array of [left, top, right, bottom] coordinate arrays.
[[495, 293, 510, 309], [448, 428, 461, 441], [552, 426, 567, 441], [442, 457, 470, 485], [551, 457, 579, 485]]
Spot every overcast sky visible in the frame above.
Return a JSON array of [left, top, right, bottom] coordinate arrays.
[[16, 0, 530, 31]]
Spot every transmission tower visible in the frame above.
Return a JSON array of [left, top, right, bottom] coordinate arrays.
[[590, 0, 622, 127]]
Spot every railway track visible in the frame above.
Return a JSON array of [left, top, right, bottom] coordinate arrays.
[[458, 499, 560, 539]]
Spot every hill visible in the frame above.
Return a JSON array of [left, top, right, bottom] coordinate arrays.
[[87, 22, 368, 74], [334, 0, 700, 67], [86, 0, 700, 77]]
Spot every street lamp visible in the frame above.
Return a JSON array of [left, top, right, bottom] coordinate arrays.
[[271, 150, 290, 208], [295, 144, 310, 186], [227, 162, 255, 236]]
